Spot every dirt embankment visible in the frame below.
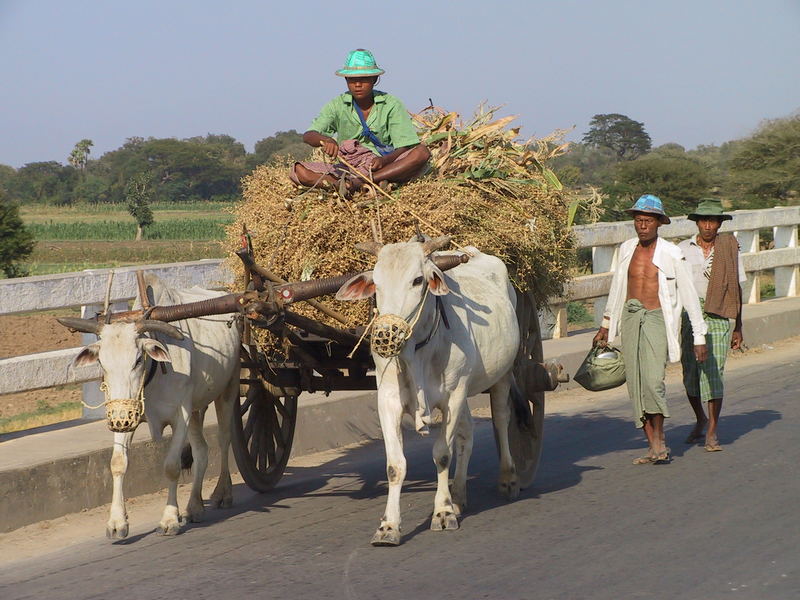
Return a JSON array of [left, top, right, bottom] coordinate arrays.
[[0, 314, 83, 419]]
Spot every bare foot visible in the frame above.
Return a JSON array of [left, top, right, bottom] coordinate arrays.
[[335, 175, 364, 200], [685, 419, 707, 444]]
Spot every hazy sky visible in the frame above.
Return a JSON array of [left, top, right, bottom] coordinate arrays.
[[1, 0, 798, 168]]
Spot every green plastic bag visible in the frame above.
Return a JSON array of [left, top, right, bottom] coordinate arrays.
[[573, 346, 626, 391]]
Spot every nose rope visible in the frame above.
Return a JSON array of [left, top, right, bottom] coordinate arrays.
[[347, 308, 378, 359]]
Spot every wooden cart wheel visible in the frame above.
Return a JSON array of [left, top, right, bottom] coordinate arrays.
[[232, 356, 298, 492], [493, 289, 545, 489]]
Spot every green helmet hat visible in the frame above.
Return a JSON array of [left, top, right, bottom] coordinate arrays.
[[335, 49, 385, 77], [688, 198, 733, 222]]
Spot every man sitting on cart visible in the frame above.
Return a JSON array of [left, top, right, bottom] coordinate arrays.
[[290, 49, 430, 198]]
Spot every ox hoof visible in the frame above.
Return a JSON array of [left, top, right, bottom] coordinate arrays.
[[106, 523, 129, 540], [186, 510, 205, 524], [185, 501, 205, 523], [210, 492, 233, 510], [431, 511, 459, 531], [157, 523, 182, 536], [210, 496, 233, 509], [371, 525, 401, 546], [451, 491, 467, 516], [157, 517, 186, 536], [498, 479, 520, 501], [210, 478, 233, 509]]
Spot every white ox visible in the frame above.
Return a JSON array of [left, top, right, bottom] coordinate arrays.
[[59, 274, 241, 538], [336, 237, 520, 546]]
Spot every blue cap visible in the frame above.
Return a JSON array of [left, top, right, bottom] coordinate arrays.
[[626, 194, 670, 224]]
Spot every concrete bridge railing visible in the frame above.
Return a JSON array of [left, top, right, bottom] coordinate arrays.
[[546, 206, 800, 338], [1, 206, 798, 420], [0, 260, 233, 418]]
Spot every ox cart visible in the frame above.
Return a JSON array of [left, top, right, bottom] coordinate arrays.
[[113, 241, 566, 495]]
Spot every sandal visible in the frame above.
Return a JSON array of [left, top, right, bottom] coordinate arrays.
[[653, 448, 671, 464], [632, 454, 656, 465]]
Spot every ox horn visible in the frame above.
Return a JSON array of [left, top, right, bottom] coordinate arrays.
[[135, 320, 185, 340], [354, 241, 383, 256], [421, 236, 451, 256], [56, 317, 102, 335]]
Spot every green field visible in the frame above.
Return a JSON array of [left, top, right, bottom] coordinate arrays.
[[19, 202, 234, 275], [27, 218, 230, 241], [0, 399, 82, 434], [20, 200, 233, 222]]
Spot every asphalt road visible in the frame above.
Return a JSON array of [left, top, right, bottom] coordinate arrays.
[[1, 339, 798, 600]]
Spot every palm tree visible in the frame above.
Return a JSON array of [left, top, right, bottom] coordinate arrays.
[[68, 139, 94, 171]]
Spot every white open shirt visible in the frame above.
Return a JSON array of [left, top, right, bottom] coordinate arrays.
[[602, 237, 707, 363]]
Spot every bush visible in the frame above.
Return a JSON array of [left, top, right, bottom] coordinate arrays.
[[567, 301, 593, 324], [0, 193, 35, 277], [602, 155, 711, 219]]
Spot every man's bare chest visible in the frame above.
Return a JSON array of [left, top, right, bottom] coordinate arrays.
[[628, 249, 658, 278]]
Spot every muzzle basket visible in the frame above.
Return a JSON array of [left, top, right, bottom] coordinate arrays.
[[105, 396, 144, 433], [97, 381, 145, 433], [370, 314, 413, 358]]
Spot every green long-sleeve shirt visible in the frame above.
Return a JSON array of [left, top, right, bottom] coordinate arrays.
[[308, 91, 420, 155]]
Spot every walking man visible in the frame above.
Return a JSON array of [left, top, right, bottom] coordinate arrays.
[[679, 198, 745, 452], [593, 194, 708, 464]]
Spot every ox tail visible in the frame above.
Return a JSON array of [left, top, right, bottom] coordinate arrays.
[[509, 377, 533, 429], [181, 444, 194, 471]]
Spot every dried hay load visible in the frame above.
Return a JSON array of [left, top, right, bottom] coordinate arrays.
[[224, 105, 576, 347]]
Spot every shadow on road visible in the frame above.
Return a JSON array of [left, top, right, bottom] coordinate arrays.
[[0, 418, 95, 441], [112, 412, 645, 543], [115, 408, 781, 544], [666, 409, 781, 458]]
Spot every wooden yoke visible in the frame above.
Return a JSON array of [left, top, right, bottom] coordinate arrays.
[[104, 252, 470, 326]]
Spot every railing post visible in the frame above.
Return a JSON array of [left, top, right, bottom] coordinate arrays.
[[592, 244, 619, 326], [80, 300, 129, 419], [773, 224, 799, 298], [550, 302, 568, 339], [538, 304, 556, 340], [80, 303, 104, 419], [735, 229, 761, 304]]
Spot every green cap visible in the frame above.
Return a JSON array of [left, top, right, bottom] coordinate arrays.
[[335, 49, 385, 77], [688, 198, 732, 221]]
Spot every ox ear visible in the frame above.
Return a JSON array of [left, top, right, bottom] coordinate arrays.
[[335, 271, 375, 301], [74, 343, 100, 367], [423, 261, 450, 296], [141, 339, 171, 363]]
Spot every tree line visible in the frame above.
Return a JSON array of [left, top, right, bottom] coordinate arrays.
[[2, 113, 799, 277], [0, 130, 310, 276], [0, 131, 310, 207], [553, 112, 800, 222], [3, 115, 797, 213]]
